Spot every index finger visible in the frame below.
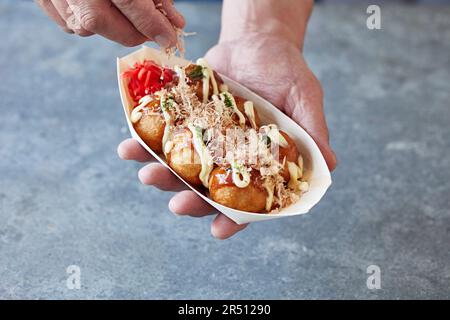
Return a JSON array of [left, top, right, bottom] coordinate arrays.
[[35, 0, 73, 33], [67, 0, 147, 47], [157, 0, 185, 29], [112, 0, 178, 48], [117, 138, 155, 162], [211, 214, 249, 240]]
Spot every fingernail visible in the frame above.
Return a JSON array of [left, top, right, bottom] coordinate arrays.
[[63, 27, 75, 34], [168, 199, 183, 217], [211, 225, 221, 239], [155, 35, 171, 49]]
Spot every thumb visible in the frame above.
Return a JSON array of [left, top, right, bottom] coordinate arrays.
[[288, 84, 337, 172], [204, 45, 231, 75]]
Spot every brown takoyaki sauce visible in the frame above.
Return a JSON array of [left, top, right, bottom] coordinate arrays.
[[209, 167, 233, 189]]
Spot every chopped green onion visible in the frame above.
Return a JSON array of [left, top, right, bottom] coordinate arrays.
[[187, 65, 204, 81]]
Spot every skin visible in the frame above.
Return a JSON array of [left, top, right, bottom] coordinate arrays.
[[35, 0, 185, 47], [234, 96, 261, 129], [38, 0, 337, 239]]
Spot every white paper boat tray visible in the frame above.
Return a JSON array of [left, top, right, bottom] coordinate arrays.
[[117, 46, 332, 224]]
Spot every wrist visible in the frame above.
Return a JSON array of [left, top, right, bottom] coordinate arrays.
[[218, 0, 313, 50]]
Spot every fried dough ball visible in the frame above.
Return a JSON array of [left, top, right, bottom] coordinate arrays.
[[209, 167, 267, 213], [133, 99, 165, 154], [185, 64, 224, 101], [166, 128, 202, 186], [278, 131, 299, 181], [234, 96, 261, 129]]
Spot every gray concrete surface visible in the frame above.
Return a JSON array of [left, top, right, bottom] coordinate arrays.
[[1, 1, 450, 299]]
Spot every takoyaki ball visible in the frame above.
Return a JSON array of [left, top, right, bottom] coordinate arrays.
[[234, 96, 261, 129], [133, 99, 165, 154], [278, 131, 299, 181], [209, 167, 267, 213], [167, 128, 203, 186], [185, 64, 224, 101]]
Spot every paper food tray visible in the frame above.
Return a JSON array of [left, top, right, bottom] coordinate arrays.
[[117, 46, 332, 224]]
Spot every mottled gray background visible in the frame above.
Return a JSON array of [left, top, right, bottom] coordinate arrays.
[[0, 1, 449, 299]]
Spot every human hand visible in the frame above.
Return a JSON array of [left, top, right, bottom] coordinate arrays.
[[35, 0, 184, 47]]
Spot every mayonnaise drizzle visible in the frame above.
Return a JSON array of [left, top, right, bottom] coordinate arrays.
[[131, 105, 144, 123], [231, 162, 251, 188], [131, 95, 153, 124], [287, 161, 301, 190], [220, 92, 246, 126], [196, 58, 219, 103], [261, 124, 289, 148], [160, 95, 172, 156], [287, 155, 306, 191], [244, 101, 257, 129], [174, 65, 186, 85], [264, 182, 275, 212], [188, 124, 214, 188]]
